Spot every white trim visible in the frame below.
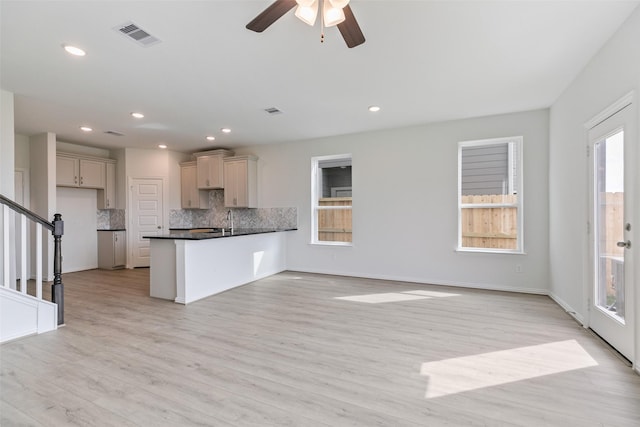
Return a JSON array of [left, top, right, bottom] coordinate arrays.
[[455, 247, 526, 255], [457, 136, 524, 254], [584, 91, 634, 130], [288, 268, 548, 296], [548, 292, 585, 326], [310, 153, 352, 245]]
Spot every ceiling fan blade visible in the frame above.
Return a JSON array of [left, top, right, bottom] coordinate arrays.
[[337, 5, 365, 48], [246, 0, 298, 33]]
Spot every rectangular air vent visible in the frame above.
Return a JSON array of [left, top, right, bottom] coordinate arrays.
[[104, 130, 125, 137], [114, 21, 161, 47], [264, 107, 283, 115]]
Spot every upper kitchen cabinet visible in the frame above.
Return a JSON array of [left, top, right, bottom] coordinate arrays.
[[56, 153, 105, 189], [181, 161, 208, 209], [223, 155, 258, 208], [195, 149, 234, 189], [97, 161, 117, 209]]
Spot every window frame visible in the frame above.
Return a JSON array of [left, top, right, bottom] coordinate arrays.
[[311, 153, 353, 246], [457, 136, 524, 254]]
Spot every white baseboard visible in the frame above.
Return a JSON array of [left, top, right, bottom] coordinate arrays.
[[288, 268, 549, 295], [548, 292, 585, 325], [0, 287, 58, 343]]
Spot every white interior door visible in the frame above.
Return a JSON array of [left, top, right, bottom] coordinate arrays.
[[588, 102, 635, 361], [130, 178, 164, 268]]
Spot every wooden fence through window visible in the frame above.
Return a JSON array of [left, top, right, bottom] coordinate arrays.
[[318, 197, 352, 242]]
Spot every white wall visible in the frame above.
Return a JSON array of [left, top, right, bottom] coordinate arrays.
[[549, 7, 640, 367], [15, 134, 29, 170], [29, 133, 56, 281], [0, 90, 16, 286], [1, 90, 15, 197], [56, 187, 98, 272], [239, 109, 550, 294]]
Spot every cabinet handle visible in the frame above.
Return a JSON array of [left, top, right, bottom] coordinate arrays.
[[74, 176, 78, 184], [80, 177, 84, 185], [106, 199, 110, 208], [207, 179, 210, 186]]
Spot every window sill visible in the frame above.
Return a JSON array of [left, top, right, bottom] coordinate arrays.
[[455, 247, 525, 255], [310, 241, 353, 247]]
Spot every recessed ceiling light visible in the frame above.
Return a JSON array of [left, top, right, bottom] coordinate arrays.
[[63, 44, 86, 56], [206, 136, 216, 141], [221, 128, 231, 134], [131, 112, 144, 119], [368, 105, 381, 112], [158, 144, 167, 149], [80, 126, 93, 132]]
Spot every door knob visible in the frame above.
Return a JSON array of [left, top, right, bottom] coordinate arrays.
[[617, 240, 631, 249], [157, 226, 161, 229]]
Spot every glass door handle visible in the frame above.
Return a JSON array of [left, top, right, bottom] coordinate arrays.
[[617, 240, 631, 248]]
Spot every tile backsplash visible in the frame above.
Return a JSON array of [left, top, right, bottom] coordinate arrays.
[[97, 209, 126, 230], [170, 190, 297, 230]]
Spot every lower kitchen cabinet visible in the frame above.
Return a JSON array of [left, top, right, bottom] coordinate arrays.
[[98, 230, 126, 269]]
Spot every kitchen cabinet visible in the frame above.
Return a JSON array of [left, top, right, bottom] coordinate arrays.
[[195, 149, 234, 189], [56, 154, 106, 189], [97, 161, 117, 209], [98, 230, 126, 269], [223, 155, 258, 208], [181, 161, 208, 209]]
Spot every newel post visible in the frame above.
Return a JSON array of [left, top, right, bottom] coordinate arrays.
[[52, 213, 64, 325]]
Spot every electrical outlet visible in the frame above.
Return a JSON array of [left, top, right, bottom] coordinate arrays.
[[516, 264, 523, 273]]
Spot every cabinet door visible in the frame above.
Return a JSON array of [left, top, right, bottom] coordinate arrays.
[[98, 162, 116, 209], [79, 159, 105, 188], [113, 231, 126, 267], [223, 160, 238, 207], [181, 164, 207, 208], [224, 158, 257, 208], [57, 156, 79, 187], [197, 155, 225, 189], [196, 156, 212, 189], [181, 165, 196, 208]]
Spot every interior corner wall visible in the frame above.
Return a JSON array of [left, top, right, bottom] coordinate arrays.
[[239, 108, 550, 294], [29, 133, 56, 281], [549, 7, 640, 365]]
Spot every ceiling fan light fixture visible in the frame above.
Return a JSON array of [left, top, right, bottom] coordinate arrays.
[[295, 0, 316, 6], [295, 1, 318, 26], [323, 1, 345, 27]]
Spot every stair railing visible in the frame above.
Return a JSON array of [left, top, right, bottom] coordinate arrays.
[[0, 194, 64, 325]]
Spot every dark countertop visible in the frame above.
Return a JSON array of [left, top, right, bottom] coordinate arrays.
[[145, 228, 297, 240], [98, 229, 126, 232]]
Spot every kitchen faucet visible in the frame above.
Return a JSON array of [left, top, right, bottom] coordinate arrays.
[[227, 210, 234, 232]]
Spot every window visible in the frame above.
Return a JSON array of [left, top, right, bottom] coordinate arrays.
[[311, 154, 352, 245], [458, 137, 523, 253]]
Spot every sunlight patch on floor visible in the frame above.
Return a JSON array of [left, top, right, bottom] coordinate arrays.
[[334, 289, 460, 304], [419, 340, 598, 399]]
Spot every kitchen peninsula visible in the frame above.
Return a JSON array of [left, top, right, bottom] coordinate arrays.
[[146, 228, 295, 304]]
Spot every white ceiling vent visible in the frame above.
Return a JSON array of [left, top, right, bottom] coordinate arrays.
[[114, 21, 160, 47]]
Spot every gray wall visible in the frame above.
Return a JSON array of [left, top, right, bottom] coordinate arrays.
[[237, 108, 550, 294]]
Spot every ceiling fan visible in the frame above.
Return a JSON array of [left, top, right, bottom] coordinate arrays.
[[246, 0, 365, 48]]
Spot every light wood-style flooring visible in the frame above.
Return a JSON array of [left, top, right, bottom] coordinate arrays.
[[1, 269, 639, 426]]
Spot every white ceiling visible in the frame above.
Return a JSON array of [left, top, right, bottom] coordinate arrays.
[[1, 1, 638, 153]]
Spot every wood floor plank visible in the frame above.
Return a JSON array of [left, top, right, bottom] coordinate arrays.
[[2, 268, 640, 426]]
